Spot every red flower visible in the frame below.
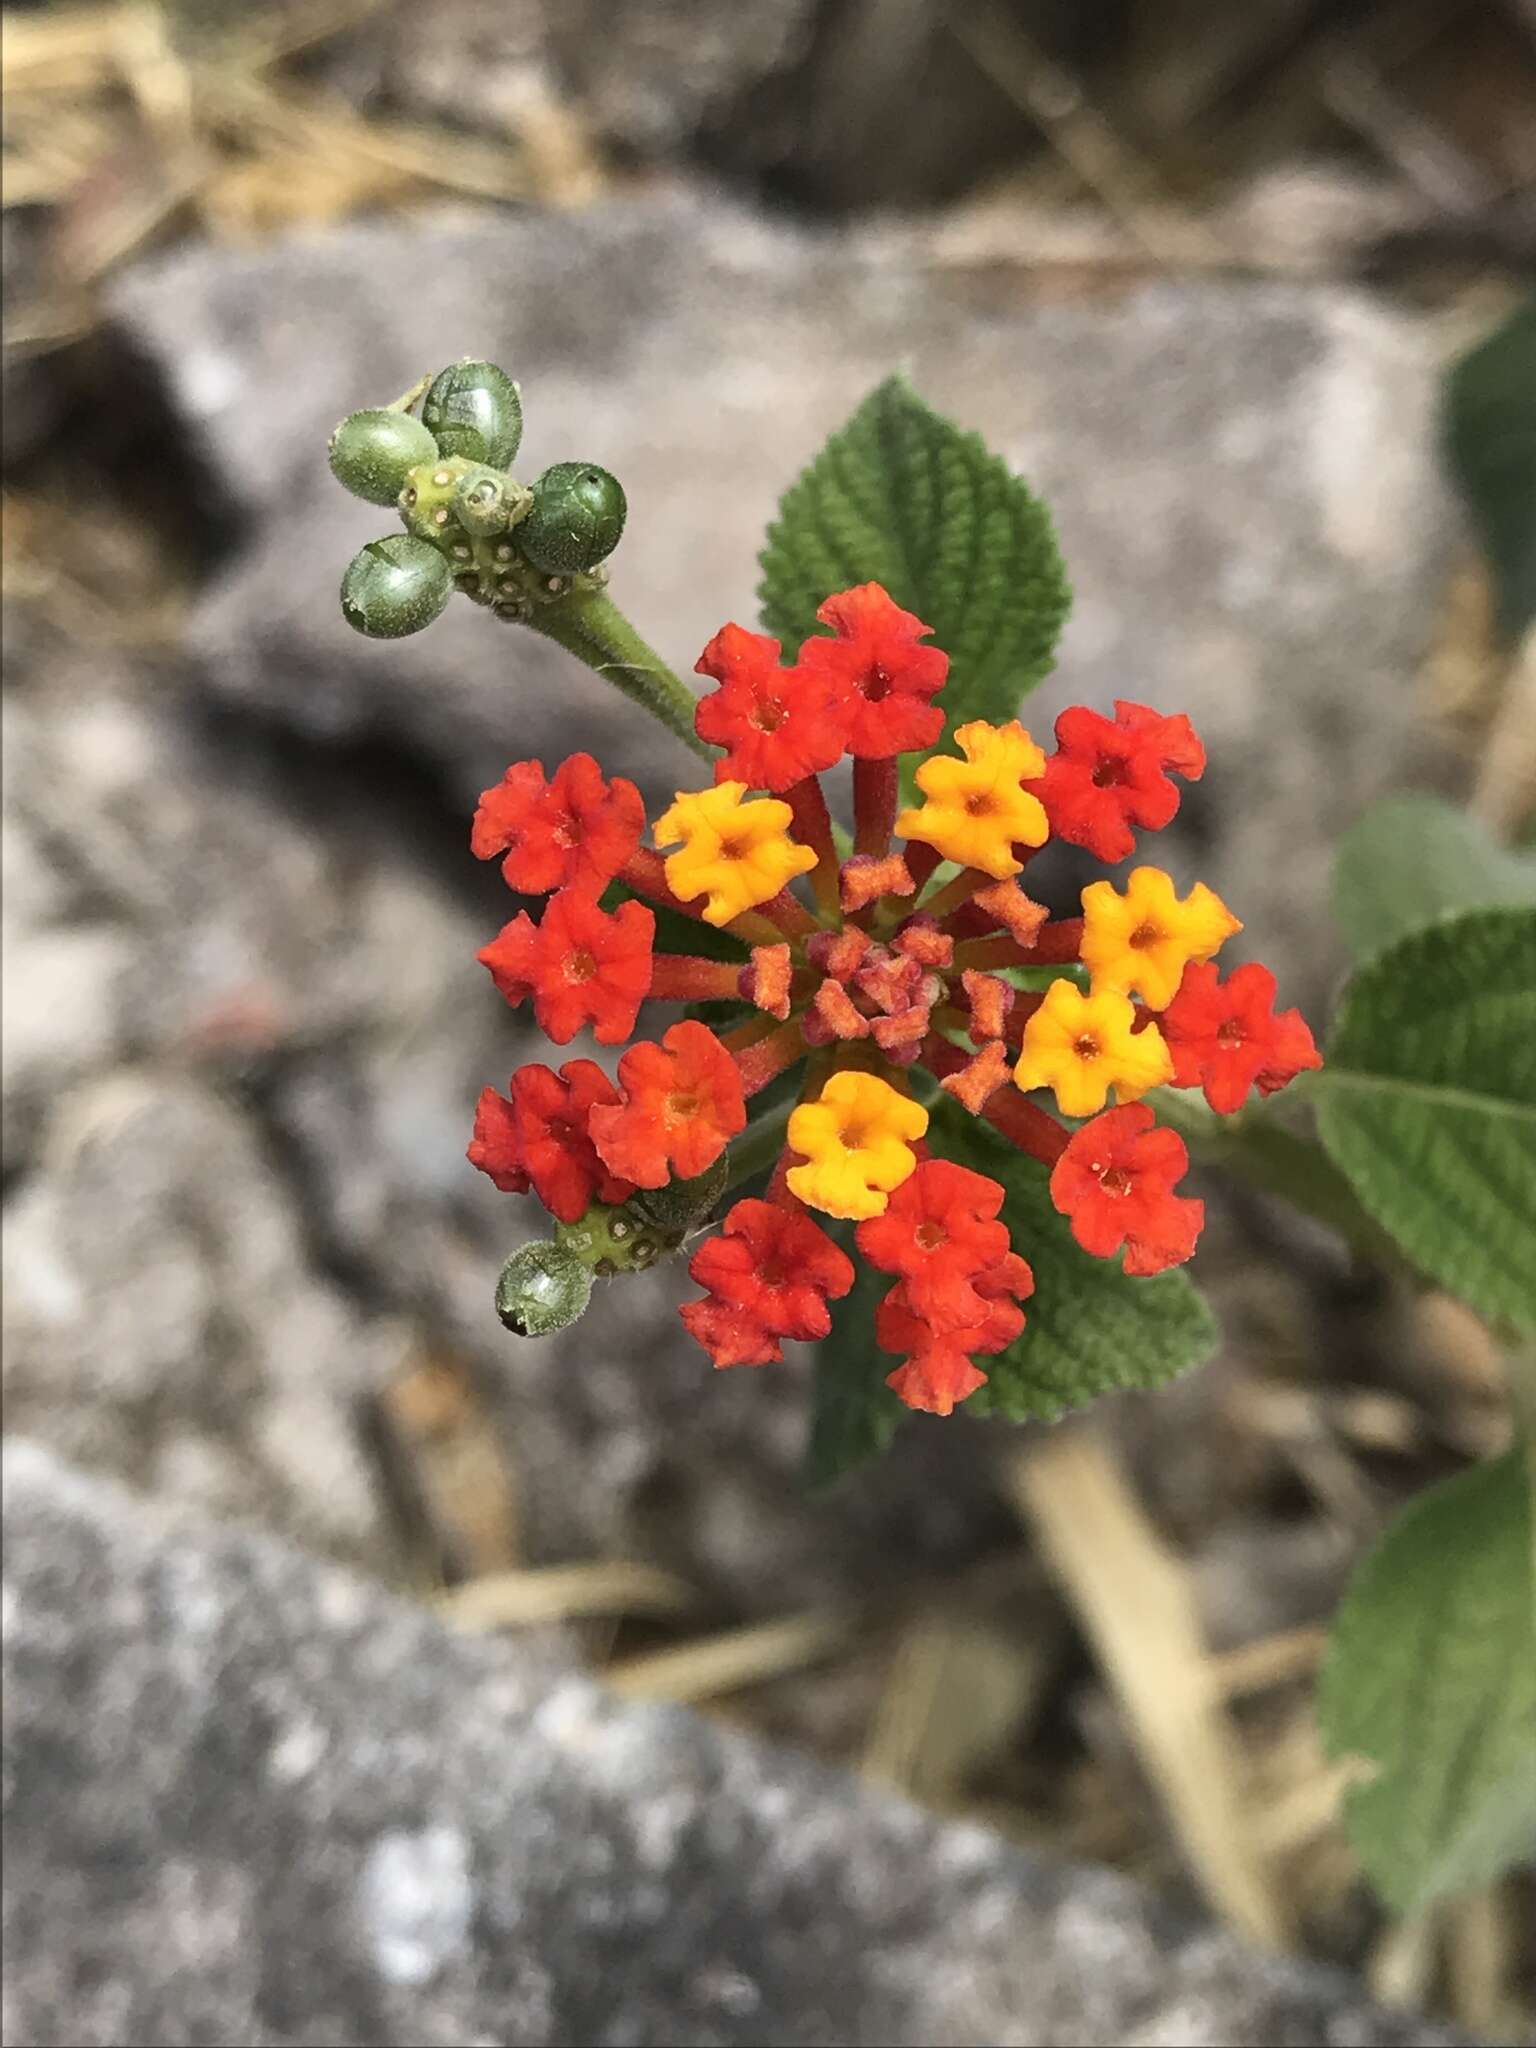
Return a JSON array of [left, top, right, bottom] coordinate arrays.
[[874, 1252, 1033, 1415], [471, 753, 645, 895], [478, 889, 654, 1045], [694, 624, 847, 792], [681, 1198, 855, 1367], [490, 1060, 635, 1223], [677, 1297, 781, 1369], [1049, 1104, 1203, 1276], [467, 1086, 531, 1194], [1160, 961, 1322, 1115], [856, 1158, 1012, 1329], [588, 1019, 747, 1189], [1032, 701, 1205, 863], [797, 582, 948, 759]]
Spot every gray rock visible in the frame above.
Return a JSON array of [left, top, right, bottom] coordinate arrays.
[[1, 1442, 1460, 2048], [111, 191, 1455, 1014], [0, 647, 519, 1569]]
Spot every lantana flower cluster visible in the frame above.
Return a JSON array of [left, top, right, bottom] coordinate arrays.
[[468, 584, 1320, 1415]]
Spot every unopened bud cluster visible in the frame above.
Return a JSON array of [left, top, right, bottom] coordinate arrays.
[[328, 358, 626, 638]]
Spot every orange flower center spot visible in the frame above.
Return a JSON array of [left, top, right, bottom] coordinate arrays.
[[1217, 1019, 1246, 1049], [1096, 1165, 1132, 1197], [964, 792, 999, 817], [915, 1221, 947, 1250], [1074, 1035, 1101, 1061], [554, 813, 583, 847], [566, 948, 597, 984], [667, 1089, 701, 1119], [1129, 921, 1162, 950], [749, 699, 785, 734]]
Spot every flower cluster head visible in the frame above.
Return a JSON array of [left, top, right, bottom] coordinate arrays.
[[467, 581, 1320, 1415]]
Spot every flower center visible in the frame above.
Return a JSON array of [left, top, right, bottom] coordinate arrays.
[[964, 792, 998, 817], [1129, 922, 1161, 950], [915, 1221, 947, 1251], [1096, 1165, 1131, 1197], [1217, 1019, 1246, 1049], [750, 697, 785, 734], [717, 831, 753, 861], [859, 663, 893, 703], [566, 948, 597, 983], [667, 1089, 700, 1120], [1074, 1034, 1101, 1061], [554, 811, 583, 847], [1091, 756, 1126, 789]]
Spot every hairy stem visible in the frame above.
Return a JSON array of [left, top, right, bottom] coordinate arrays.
[[526, 586, 711, 762]]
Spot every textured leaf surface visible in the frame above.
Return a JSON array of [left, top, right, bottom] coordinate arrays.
[[758, 377, 1070, 752], [1314, 907, 1536, 1331], [1320, 1449, 1536, 1913], [1331, 795, 1536, 960], [1445, 298, 1536, 638]]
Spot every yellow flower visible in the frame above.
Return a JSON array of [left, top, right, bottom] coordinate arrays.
[[786, 1071, 928, 1221], [1079, 865, 1241, 1011], [895, 720, 1049, 880], [1013, 980, 1173, 1118], [654, 781, 817, 927]]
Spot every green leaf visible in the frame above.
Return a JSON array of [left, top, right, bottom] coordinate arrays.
[[1313, 906, 1536, 1332], [1444, 298, 1536, 639], [1319, 1449, 1536, 1914], [758, 376, 1071, 755], [1331, 794, 1536, 960], [932, 1099, 1218, 1422], [806, 1233, 905, 1488]]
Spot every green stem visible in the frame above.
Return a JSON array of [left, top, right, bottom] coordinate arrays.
[[1150, 1088, 1399, 1262], [527, 586, 711, 763]]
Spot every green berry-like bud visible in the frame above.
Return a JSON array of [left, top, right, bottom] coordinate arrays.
[[495, 1240, 593, 1337], [453, 464, 533, 539], [519, 462, 627, 575], [423, 359, 524, 467], [328, 408, 440, 506], [340, 535, 453, 639]]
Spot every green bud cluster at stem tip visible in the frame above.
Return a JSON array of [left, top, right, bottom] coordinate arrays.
[[326, 352, 708, 758], [329, 356, 627, 640]]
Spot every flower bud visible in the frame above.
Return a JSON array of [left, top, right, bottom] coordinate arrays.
[[423, 359, 524, 468], [519, 462, 627, 574], [328, 408, 440, 506], [340, 535, 453, 638], [495, 1240, 593, 1336]]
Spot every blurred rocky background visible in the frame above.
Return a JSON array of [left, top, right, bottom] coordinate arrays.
[[3, 2, 1533, 2042]]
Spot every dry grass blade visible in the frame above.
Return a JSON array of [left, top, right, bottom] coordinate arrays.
[[605, 1614, 848, 1705], [437, 1560, 698, 1632], [1209, 1625, 1330, 1699], [1007, 1426, 1290, 1949], [862, 1609, 1055, 1802]]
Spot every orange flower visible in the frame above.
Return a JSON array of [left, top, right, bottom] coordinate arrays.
[[588, 1020, 747, 1189]]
